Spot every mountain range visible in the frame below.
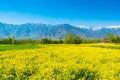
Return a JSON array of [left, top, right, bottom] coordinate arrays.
[[0, 22, 120, 39]]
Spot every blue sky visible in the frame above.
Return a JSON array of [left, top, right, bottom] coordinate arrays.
[[0, 0, 120, 26]]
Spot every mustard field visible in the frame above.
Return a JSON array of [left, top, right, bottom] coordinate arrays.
[[0, 44, 120, 80]]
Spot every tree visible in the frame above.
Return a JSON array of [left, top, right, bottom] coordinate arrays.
[[12, 35, 15, 44], [74, 36, 82, 44], [106, 33, 115, 43], [40, 38, 51, 44], [59, 37, 63, 44], [64, 33, 74, 44], [8, 35, 12, 44], [115, 34, 120, 43]]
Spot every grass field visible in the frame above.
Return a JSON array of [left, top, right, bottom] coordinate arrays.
[[0, 44, 120, 80]]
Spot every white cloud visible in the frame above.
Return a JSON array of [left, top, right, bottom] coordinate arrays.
[[76, 25, 120, 31], [106, 25, 120, 28]]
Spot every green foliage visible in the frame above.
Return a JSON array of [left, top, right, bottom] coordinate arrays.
[[64, 33, 84, 44], [74, 68, 99, 80], [12, 35, 15, 44], [64, 33, 74, 44], [40, 38, 63, 44], [0, 33, 120, 44], [104, 33, 120, 43], [106, 33, 115, 43], [73, 36, 82, 44], [115, 34, 120, 43]]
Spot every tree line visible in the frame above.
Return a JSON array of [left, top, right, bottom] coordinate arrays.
[[0, 33, 120, 44]]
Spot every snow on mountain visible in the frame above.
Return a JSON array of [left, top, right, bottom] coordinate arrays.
[[91, 27, 103, 31], [77, 26, 90, 29]]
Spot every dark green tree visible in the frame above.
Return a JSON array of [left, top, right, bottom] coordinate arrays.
[[59, 37, 63, 44], [74, 36, 82, 44]]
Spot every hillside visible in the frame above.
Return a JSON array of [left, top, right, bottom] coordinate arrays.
[[0, 22, 120, 39]]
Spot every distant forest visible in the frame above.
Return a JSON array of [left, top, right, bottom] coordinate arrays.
[[0, 33, 120, 44]]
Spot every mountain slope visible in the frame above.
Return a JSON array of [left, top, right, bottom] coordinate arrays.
[[0, 22, 120, 39]]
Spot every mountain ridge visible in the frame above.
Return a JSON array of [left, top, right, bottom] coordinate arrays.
[[0, 22, 120, 39]]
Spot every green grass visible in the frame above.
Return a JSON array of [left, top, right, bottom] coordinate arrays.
[[0, 44, 41, 51]]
